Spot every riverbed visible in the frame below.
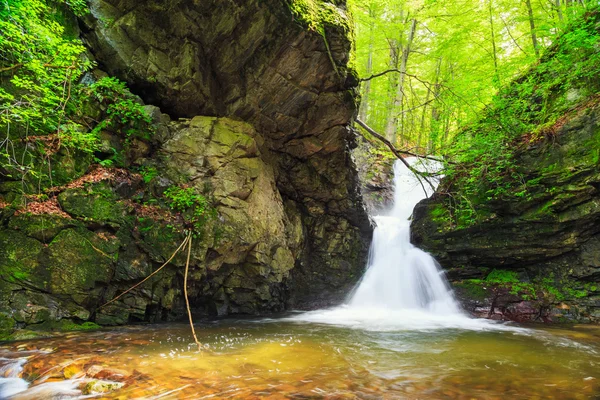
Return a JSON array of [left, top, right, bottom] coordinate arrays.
[[1, 318, 599, 399]]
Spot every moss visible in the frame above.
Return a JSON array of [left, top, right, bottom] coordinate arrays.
[[0, 313, 16, 340], [0, 230, 46, 287], [287, 0, 351, 36], [32, 319, 101, 332], [1, 330, 50, 342], [58, 182, 128, 225], [455, 280, 489, 300], [48, 148, 93, 186], [485, 269, 519, 284], [429, 204, 454, 229], [137, 218, 187, 265], [8, 213, 77, 243], [47, 228, 118, 296]]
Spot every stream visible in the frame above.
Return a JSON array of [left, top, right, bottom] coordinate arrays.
[[1, 159, 599, 399], [0, 321, 599, 399]]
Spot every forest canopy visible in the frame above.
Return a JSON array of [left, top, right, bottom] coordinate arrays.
[[349, 0, 595, 154]]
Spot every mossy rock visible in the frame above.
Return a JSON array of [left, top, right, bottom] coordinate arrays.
[[31, 319, 101, 333], [47, 228, 119, 297], [58, 182, 128, 225], [0, 181, 25, 205], [83, 380, 124, 395], [1, 329, 51, 342], [48, 148, 93, 187], [0, 312, 16, 341], [8, 213, 79, 243], [454, 280, 490, 301], [0, 230, 46, 287], [137, 218, 188, 265], [287, 0, 352, 36]]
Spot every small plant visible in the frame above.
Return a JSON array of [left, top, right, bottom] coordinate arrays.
[[139, 166, 159, 183], [164, 186, 216, 235], [59, 123, 100, 154], [85, 77, 154, 142]]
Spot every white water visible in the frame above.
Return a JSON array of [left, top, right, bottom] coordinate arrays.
[[0, 351, 83, 399], [291, 158, 525, 332], [0, 357, 28, 398]]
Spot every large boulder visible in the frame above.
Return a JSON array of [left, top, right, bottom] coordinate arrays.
[[412, 105, 600, 323], [0, 0, 372, 336], [79, 0, 372, 308]]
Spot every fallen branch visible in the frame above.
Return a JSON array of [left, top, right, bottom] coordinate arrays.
[[355, 118, 436, 195], [356, 119, 449, 164], [98, 234, 190, 309], [183, 233, 203, 352]]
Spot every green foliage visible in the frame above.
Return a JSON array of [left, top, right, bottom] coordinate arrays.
[[484, 269, 536, 298], [164, 186, 216, 236], [59, 123, 100, 154], [139, 165, 159, 183], [85, 77, 154, 142], [0, 0, 92, 133], [485, 269, 519, 284], [0, 0, 94, 183], [437, 7, 600, 227], [350, 0, 593, 154], [462, 270, 595, 304]]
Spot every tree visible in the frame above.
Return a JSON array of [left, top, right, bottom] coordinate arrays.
[[349, 0, 591, 157], [385, 18, 417, 144]]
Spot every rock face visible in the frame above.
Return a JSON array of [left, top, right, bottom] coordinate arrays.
[[0, 0, 372, 335], [412, 105, 600, 323], [80, 0, 371, 308], [352, 136, 395, 215]]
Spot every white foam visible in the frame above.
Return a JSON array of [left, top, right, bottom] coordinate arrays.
[[289, 158, 527, 333]]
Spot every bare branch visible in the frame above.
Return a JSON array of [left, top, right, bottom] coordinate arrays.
[[355, 118, 437, 195], [360, 68, 403, 82], [356, 118, 450, 164]]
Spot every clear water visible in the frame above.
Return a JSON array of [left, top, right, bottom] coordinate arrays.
[[1, 322, 599, 399], [1, 158, 599, 398]]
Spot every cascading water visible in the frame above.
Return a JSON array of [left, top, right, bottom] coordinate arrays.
[[348, 157, 459, 314], [290, 157, 519, 331]]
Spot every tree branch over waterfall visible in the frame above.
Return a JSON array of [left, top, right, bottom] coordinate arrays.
[[355, 119, 437, 195]]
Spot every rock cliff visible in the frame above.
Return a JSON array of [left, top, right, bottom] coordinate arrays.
[[0, 0, 371, 337], [411, 9, 600, 323], [412, 105, 600, 322]]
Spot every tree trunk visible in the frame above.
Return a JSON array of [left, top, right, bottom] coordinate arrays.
[[384, 38, 400, 136], [525, 0, 540, 58], [358, 8, 375, 122], [428, 58, 442, 153], [555, 0, 564, 23], [488, 0, 500, 85], [384, 18, 418, 143], [416, 86, 431, 153]]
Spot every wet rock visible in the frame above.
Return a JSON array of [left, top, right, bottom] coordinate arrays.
[[412, 103, 600, 322], [86, 365, 130, 382], [0, 0, 372, 331], [82, 380, 124, 395], [79, 0, 372, 309]]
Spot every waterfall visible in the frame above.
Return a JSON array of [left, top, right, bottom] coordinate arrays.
[[348, 157, 460, 314], [289, 157, 513, 331]]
